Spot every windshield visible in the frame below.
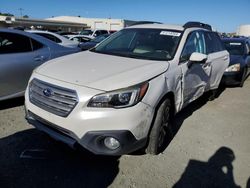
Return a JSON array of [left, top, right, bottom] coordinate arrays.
[[80, 30, 93, 35], [92, 28, 182, 61], [223, 41, 245, 55]]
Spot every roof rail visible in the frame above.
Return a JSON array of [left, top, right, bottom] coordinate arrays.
[[183, 21, 212, 31], [130, 21, 162, 26]]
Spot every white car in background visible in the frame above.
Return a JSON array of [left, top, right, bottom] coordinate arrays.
[[64, 34, 92, 44], [79, 29, 109, 39], [26, 30, 79, 48], [25, 22, 229, 155]]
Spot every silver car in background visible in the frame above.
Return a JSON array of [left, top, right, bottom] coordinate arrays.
[[0, 29, 80, 101], [26, 30, 80, 48]]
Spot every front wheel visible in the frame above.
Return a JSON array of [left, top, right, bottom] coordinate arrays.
[[146, 98, 173, 155], [207, 88, 218, 101]]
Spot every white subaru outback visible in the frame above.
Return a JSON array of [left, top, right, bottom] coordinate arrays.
[[25, 22, 229, 155]]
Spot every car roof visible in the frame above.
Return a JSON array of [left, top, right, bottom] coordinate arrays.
[[127, 23, 184, 31], [26, 30, 65, 39], [26, 30, 61, 36], [26, 30, 79, 45], [0, 28, 52, 41], [0, 28, 30, 35], [0, 28, 68, 48]]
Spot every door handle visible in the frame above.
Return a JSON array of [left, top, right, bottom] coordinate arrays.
[[34, 55, 45, 62]]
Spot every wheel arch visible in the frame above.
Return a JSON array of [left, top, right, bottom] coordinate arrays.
[[156, 91, 176, 115], [146, 91, 176, 143]]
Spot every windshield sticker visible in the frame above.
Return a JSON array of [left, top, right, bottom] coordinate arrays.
[[160, 31, 181, 37], [230, 43, 242, 46]]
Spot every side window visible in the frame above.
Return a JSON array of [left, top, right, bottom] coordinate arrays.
[[31, 38, 44, 51], [36, 33, 62, 43], [0, 32, 32, 54], [72, 37, 80, 42], [205, 32, 225, 54], [180, 31, 206, 62]]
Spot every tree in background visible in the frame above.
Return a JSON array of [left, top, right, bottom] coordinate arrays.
[[0, 12, 14, 16]]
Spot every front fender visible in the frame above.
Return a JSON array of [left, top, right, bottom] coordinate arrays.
[[142, 64, 183, 114]]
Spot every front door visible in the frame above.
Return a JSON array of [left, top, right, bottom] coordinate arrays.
[[179, 31, 211, 106]]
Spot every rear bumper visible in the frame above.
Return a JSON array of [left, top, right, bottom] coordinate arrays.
[[25, 110, 147, 156]]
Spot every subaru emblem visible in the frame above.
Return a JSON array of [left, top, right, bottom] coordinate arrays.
[[43, 88, 52, 97]]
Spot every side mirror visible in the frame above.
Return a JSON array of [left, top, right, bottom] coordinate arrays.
[[188, 52, 207, 68]]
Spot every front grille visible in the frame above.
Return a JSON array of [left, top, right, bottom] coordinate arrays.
[[29, 78, 78, 117]]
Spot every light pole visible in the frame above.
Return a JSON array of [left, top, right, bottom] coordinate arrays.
[[18, 8, 24, 17]]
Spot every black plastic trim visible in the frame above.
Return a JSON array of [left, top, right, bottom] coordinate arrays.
[[221, 71, 244, 86], [26, 111, 77, 148], [183, 21, 212, 31], [80, 130, 147, 155]]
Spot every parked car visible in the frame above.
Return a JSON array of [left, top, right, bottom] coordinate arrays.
[[26, 30, 79, 48], [56, 31, 78, 36], [25, 22, 229, 155], [109, 30, 117, 34], [79, 29, 109, 39], [79, 34, 110, 51], [64, 35, 92, 44], [0, 29, 80, 101], [222, 37, 250, 86]]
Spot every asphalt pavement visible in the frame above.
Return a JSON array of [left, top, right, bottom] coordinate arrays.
[[0, 78, 249, 188]]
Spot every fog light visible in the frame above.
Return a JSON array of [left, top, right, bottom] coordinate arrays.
[[104, 137, 120, 150]]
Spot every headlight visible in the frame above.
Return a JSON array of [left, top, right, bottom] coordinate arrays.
[[88, 82, 148, 108], [225, 63, 240, 72]]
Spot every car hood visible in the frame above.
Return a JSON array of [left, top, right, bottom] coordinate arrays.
[[229, 55, 246, 66], [36, 51, 169, 91]]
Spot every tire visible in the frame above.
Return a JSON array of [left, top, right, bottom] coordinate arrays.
[[146, 98, 173, 155], [239, 68, 247, 87], [207, 88, 218, 101]]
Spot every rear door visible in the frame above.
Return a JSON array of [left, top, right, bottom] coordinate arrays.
[[179, 30, 211, 105], [0, 32, 50, 98], [205, 32, 229, 90]]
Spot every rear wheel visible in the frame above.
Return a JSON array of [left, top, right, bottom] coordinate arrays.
[[146, 98, 173, 155]]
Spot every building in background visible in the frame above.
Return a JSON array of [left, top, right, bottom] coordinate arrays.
[[47, 16, 137, 31], [0, 15, 87, 31], [237, 25, 250, 37]]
